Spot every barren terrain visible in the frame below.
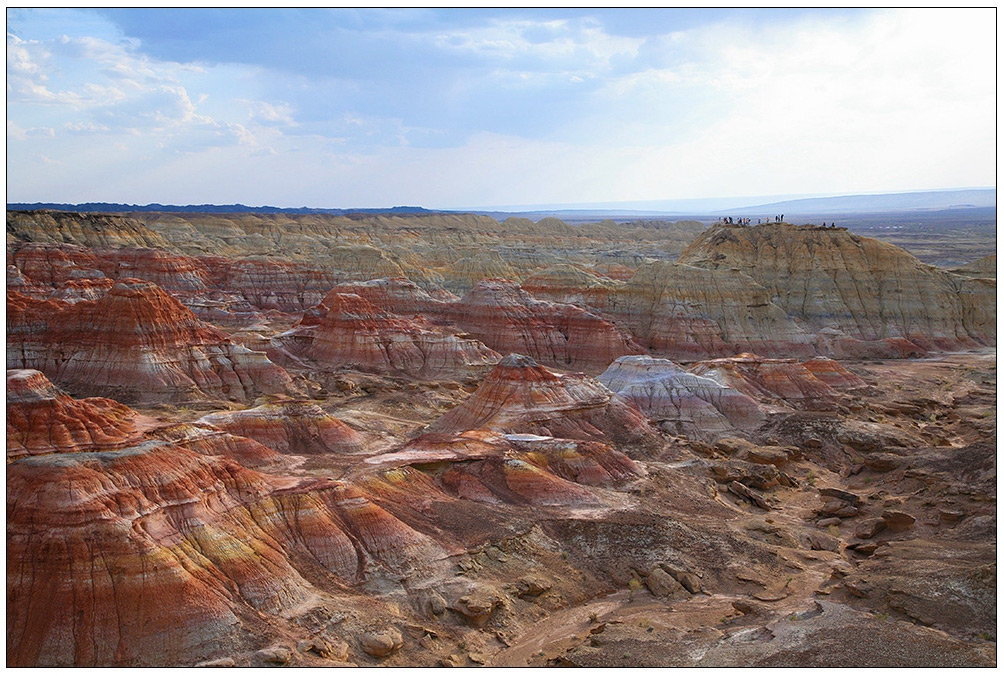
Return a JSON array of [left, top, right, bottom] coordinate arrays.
[[6, 210, 995, 667]]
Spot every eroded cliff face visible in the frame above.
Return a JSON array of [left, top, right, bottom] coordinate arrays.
[[7, 279, 295, 403], [281, 290, 501, 378], [677, 224, 996, 351], [6, 210, 172, 249], [447, 280, 646, 371], [427, 354, 658, 451], [605, 260, 817, 360], [198, 401, 366, 454], [6, 369, 142, 459]]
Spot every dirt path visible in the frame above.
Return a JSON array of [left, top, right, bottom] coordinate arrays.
[[487, 590, 630, 666]]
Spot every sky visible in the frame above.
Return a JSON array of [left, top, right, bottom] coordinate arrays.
[[6, 8, 997, 209]]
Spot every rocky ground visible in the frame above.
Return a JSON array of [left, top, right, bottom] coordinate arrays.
[[5, 211, 996, 667]]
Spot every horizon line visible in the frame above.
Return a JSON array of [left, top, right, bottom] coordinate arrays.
[[7, 186, 997, 215]]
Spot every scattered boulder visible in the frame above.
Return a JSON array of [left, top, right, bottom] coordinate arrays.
[[938, 509, 965, 523], [743, 446, 791, 467], [818, 487, 863, 506], [297, 637, 348, 661], [844, 578, 872, 598], [728, 481, 771, 510], [711, 460, 781, 490], [644, 567, 688, 599], [805, 531, 840, 552], [425, 591, 447, 616], [255, 645, 293, 664], [359, 628, 404, 658], [731, 599, 759, 615], [515, 575, 553, 597], [882, 510, 916, 533], [452, 588, 504, 626], [846, 541, 881, 556], [715, 437, 757, 456], [854, 519, 887, 539], [863, 453, 902, 472], [194, 657, 236, 667], [818, 499, 859, 518], [660, 564, 703, 594]]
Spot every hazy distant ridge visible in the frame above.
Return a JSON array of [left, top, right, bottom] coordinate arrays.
[[730, 189, 996, 215], [5, 202, 442, 216]]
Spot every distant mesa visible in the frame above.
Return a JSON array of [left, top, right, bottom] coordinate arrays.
[[677, 223, 995, 353], [5, 210, 996, 362], [7, 202, 443, 215]]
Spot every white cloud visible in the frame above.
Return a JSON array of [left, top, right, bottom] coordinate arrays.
[[8, 30, 256, 156], [246, 100, 297, 126], [431, 18, 642, 78], [64, 120, 111, 134]]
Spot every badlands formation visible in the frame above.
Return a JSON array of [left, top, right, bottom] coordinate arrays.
[[6, 211, 997, 667]]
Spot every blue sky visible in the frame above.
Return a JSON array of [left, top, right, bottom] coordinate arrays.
[[6, 8, 996, 208]]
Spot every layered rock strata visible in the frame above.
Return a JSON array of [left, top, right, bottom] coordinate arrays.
[[448, 279, 645, 371], [801, 357, 867, 390], [520, 264, 624, 308], [7, 442, 451, 667], [199, 401, 365, 454], [426, 354, 657, 450], [7, 279, 294, 403], [6, 369, 141, 460], [677, 223, 995, 351], [597, 355, 766, 440], [601, 261, 816, 360], [690, 353, 843, 409], [318, 277, 458, 317], [283, 290, 500, 378], [375, 429, 640, 507]]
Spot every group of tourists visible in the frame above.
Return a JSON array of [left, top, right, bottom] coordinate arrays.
[[721, 214, 784, 226]]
